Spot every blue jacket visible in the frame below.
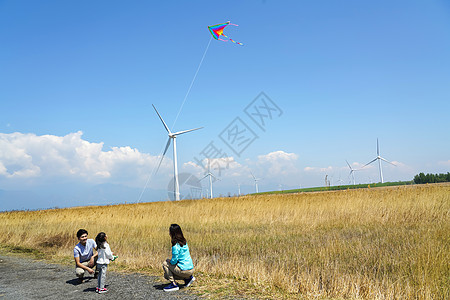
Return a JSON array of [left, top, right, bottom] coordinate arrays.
[[170, 243, 194, 270]]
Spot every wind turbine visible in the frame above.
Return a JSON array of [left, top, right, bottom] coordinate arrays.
[[362, 138, 396, 183], [336, 175, 345, 186], [251, 172, 261, 193], [200, 159, 218, 199], [233, 180, 241, 196], [346, 160, 360, 185], [153, 104, 203, 201]]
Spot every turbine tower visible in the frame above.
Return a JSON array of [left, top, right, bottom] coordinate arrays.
[[346, 160, 360, 185], [362, 138, 396, 183], [200, 159, 218, 199], [251, 172, 261, 193], [233, 180, 241, 196], [153, 104, 202, 201]]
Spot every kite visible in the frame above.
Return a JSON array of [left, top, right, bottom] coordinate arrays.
[[208, 21, 243, 45]]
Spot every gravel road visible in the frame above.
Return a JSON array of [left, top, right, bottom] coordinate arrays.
[[0, 255, 199, 300]]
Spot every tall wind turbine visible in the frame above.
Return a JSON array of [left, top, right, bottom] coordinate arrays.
[[201, 159, 218, 199], [362, 138, 396, 183], [346, 160, 360, 185], [251, 172, 261, 193], [153, 104, 203, 201]]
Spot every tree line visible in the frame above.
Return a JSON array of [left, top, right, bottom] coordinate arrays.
[[413, 172, 450, 184]]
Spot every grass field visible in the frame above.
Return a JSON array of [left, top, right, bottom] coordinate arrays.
[[0, 183, 449, 299], [255, 180, 415, 195]]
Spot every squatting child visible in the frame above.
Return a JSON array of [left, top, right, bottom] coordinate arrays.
[[162, 224, 195, 292]]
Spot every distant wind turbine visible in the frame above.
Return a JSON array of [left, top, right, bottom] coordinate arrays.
[[200, 159, 218, 199], [336, 175, 345, 186], [362, 138, 396, 183], [251, 172, 261, 193], [153, 104, 203, 201], [346, 160, 360, 185], [233, 180, 241, 196]]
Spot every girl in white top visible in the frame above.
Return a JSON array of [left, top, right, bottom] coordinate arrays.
[[95, 232, 116, 293]]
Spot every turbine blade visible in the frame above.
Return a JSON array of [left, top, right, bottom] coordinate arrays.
[[377, 138, 380, 156], [345, 160, 352, 170], [380, 157, 396, 166], [152, 104, 171, 134], [162, 138, 171, 156], [155, 138, 171, 173], [200, 174, 209, 180], [173, 127, 203, 136], [362, 158, 377, 168]]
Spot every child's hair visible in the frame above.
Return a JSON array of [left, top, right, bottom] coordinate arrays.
[[77, 229, 88, 238], [95, 232, 107, 249], [169, 224, 187, 247]]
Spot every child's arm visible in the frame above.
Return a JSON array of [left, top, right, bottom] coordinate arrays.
[[169, 244, 180, 265], [105, 243, 114, 260]]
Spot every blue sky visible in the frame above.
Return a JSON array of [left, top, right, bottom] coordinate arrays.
[[1, 1, 449, 209]]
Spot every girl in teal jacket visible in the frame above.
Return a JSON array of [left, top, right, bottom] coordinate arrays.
[[162, 224, 195, 292]]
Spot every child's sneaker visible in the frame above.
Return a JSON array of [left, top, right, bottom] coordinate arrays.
[[95, 287, 99, 293], [184, 275, 195, 287], [163, 282, 179, 292], [98, 288, 108, 294]]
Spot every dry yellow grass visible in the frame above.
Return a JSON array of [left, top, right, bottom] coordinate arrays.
[[0, 183, 449, 299]]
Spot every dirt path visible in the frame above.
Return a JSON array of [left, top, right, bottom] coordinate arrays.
[[0, 255, 199, 299]]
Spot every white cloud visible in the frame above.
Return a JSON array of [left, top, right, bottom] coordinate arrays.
[[183, 156, 248, 179], [303, 165, 333, 173], [255, 151, 299, 176], [257, 150, 298, 163], [184, 150, 300, 182], [0, 131, 166, 187]]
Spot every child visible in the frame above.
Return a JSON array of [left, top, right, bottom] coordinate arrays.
[[95, 232, 116, 294], [162, 224, 195, 292]]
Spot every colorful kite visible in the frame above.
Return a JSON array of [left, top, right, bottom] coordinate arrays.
[[208, 21, 243, 45]]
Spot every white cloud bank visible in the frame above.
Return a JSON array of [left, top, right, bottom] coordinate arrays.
[[0, 131, 165, 187], [183, 150, 300, 188], [0, 131, 303, 192], [0, 131, 423, 194], [256, 151, 299, 176]]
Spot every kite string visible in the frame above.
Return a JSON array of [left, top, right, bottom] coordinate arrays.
[[137, 142, 166, 203], [171, 35, 213, 129], [137, 36, 213, 203]]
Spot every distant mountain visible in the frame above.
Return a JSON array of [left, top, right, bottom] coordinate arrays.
[[0, 184, 167, 212], [0, 190, 49, 211]]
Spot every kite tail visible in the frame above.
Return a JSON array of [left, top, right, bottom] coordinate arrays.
[[223, 33, 243, 45], [227, 22, 239, 26], [229, 38, 243, 45], [217, 38, 228, 42]]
